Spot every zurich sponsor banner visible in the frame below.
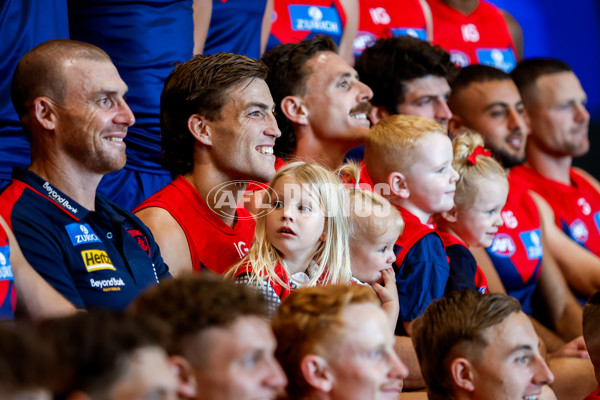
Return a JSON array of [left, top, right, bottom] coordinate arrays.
[[390, 27, 427, 41], [476, 48, 517, 73], [489, 233, 516, 257], [289, 5, 341, 35], [0, 245, 13, 281], [518, 229, 543, 260], [65, 223, 102, 246]]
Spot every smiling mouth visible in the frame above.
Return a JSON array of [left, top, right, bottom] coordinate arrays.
[[105, 137, 124, 142], [257, 146, 274, 156]]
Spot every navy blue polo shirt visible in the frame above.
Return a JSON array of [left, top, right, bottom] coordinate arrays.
[[0, 169, 171, 310]]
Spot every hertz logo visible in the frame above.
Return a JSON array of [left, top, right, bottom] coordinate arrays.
[[81, 250, 116, 272]]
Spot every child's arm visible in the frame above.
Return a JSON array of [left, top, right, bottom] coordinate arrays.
[[372, 268, 399, 329]]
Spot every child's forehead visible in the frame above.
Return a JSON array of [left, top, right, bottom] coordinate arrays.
[[272, 175, 319, 199]]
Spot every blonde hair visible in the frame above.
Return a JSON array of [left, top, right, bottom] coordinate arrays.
[[452, 129, 507, 210], [228, 162, 352, 289], [364, 114, 448, 184], [338, 162, 404, 239]]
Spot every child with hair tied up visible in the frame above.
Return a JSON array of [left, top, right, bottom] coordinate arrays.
[[227, 161, 352, 316], [339, 161, 404, 328], [436, 130, 509, 294]]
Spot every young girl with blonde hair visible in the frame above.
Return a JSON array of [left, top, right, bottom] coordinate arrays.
[[436, 130, 509, 294], [227, 162, 352, 315]]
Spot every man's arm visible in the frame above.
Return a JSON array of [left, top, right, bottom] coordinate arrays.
[[192, 0, 212, 55], [536, 209, 583, 343], [394, 336, 425, 390], [338, 0, 359, 65], [260, 0, 274, 55], [0, 216, 77, 320], [136, 207, 193, 278], [500, 9, 523, 59], [531, 191, 600, 298]]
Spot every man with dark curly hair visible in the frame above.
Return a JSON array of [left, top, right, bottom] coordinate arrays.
[[135, 53, 281, 277], [130, 275, 287, 400], [261, 35, 373, 170], [355, 35, 457, 129]]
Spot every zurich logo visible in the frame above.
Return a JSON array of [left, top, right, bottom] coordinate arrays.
[[308, 6, 323, 21]]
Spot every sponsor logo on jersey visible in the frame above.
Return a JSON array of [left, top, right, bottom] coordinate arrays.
[[42, 181, 78, 214], [570, 219, 589, 244], [501, 210, 519, 229], [234, 241, 249, 258], [0, 245, 13, 281], [594, 212, 600, 235], [578, 197, 592, 215], [450, 50, 470, 67], [476, 48, 516, 73], [489, 233, 516, 257], [81, 250, 116, 272], [289, 5, 341, 35], [390, 27, 427, 41], [519, 229, 543, 260], [66, 223, 102, 246], [89, 277, 125, 292]]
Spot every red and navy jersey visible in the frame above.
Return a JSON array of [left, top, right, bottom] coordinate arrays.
[[135, 176, 256, 275], [267, 0, 346, 52], [354, 0, 428, 56], [0, 224, 15, 320], [486, 173, 543, 315], [438, 231, 489, 294], [428, 0, 517, 72], [512, 165, 600, 258], [69, 0, 194, 175], [0, 169, 170, 310], [233, 261, 293, 300], [204, 0, 268, 59], [394, 207, 450, 329]]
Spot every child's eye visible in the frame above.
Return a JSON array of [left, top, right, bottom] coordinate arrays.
[[436, 166, 446, 173], [299, 204, 312, 213], [368, 348, 384, 359], [378, 246, 387, 253], [272, 200, 283, 209]]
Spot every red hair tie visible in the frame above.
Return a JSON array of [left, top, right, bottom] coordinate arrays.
[[467, 146, 491, 165]]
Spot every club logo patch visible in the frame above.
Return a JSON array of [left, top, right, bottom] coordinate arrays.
[[570, 219, 589, 244], [489, 233, 516, 257]]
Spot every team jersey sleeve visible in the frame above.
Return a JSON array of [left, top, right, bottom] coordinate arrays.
[[11, 214, 85, 309], [395, 233, 449, 326]]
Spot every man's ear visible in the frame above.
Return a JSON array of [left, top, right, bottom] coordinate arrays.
[[368, 105, 391, 125], [441, 206, 458, 223], [281, 95, 308, 125], [448, 115, 465, 138], [32, 97, 58, 130], [187, 114, 212, 146], [300, 355, 333, 393], [388, 172, 409, 199], [450, 357, 476, 393], [169, 355, 198, 399]]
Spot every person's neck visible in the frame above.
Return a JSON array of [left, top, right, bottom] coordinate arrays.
[[398, 201, 432, 225], [29, 159, 101, 211], [282, 250, 316, 276], [185, 164, 247, 228], [443, 0, 479, 14], [526, 143, 573, 185], [293, 130, 359, 170]]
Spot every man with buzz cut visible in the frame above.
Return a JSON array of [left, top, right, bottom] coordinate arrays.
[[0, 39, 170, 311], [135, 53, 281, 277], [509, 58, 600, 300]]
